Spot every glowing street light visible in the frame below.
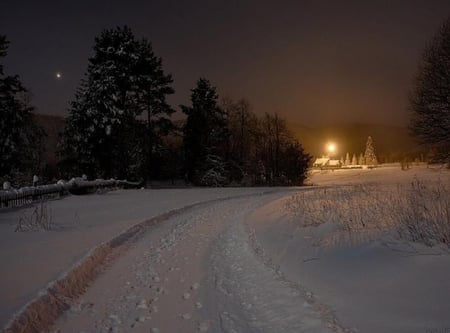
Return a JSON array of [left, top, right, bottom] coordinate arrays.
[[326, 142, 336, 156]]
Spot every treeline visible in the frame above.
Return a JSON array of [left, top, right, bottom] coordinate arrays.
[[183, 81, 311, 186], [1, 27, 311, 187], [0, 35, 45, 185]]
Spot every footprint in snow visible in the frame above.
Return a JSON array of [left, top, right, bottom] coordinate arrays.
[[181, 313, 191, 320], [108, 314, 121, 324], [136, 299, 148, 310], [198, 321, 209, 332]]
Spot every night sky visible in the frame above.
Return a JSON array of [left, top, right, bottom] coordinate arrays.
[[2, 1, 450, 126]]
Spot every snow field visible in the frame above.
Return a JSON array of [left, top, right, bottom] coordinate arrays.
[[247, 165, 450, 333]]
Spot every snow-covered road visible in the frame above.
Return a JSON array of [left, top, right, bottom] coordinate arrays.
[[0, 187, 290, 329], [52, 192, 341, 333]]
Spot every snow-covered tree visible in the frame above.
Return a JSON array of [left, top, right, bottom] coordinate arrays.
[[345, 152, 351, 166], [182, 78, 228, 184], [351, 154, 357, 165], [0, 35, 43, 178], [410, 16, 450, 164], [358, 152, 364, 165], [61, 26, 174, 179], [364, 136, 378, 166], [199, 154, 228, 186]]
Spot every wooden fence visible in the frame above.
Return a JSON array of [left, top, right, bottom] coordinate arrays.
[[0, 178, 141, 209]]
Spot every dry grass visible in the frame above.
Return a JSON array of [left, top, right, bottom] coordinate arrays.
[[15, 201, 53, 232], [391, 180, 450, 246], [287, 179, 450, 247]]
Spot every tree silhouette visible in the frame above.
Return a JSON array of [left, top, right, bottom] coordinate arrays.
[[410, 16, 450, 163], [0, 35, 43, 178], [181, 78, 228, 184], [61, 26, 174, 179]]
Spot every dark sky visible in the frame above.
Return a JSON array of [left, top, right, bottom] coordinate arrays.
[[2, 1, 450, 126]]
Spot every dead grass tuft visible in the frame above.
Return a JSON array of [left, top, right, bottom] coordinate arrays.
[[15, 201, 53, 232], [287, 179, 450, 247]]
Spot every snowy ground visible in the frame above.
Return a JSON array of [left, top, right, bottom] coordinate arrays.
[[1, 164, 449, 332], [0, 187, 291, 329]]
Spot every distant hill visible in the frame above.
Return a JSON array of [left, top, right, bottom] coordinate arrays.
[[287, 123, 426, 163]]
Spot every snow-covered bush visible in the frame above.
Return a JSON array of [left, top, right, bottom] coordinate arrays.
[[199, 155, 228, 187], [200, 168, 227, 187]]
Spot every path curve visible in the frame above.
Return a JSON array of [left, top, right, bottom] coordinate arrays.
[[47, 191, 347, 333]]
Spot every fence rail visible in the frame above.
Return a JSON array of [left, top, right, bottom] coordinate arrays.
[[0, 178, 141, 209]]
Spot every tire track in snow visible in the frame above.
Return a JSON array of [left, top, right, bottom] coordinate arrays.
[[209, 215, 353, 333], [2, 189, 293, 333]]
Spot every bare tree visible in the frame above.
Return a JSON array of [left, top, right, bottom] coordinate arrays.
[[410, 16, 450, 164]]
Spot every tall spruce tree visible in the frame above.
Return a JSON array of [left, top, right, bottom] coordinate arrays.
[[181, 78, 228, 184], [364, 136, 378, 166], [61, 26, 174, 179], [0, 35, 43, 178]]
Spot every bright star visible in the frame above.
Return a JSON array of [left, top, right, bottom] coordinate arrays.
[[56, 72, 62, 79]]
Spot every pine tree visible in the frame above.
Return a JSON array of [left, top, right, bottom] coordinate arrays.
[[358, 152, 364, 165], [0, 35, 43, 178], [61, 26, 174, 179], [181, 78, 228, 184], [345, 152, 351, 166], [364, 136, 378, 166], [351, 154, 357, 165]]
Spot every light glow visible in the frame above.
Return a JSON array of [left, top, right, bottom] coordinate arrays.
[[327, 142, 336, 154]]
